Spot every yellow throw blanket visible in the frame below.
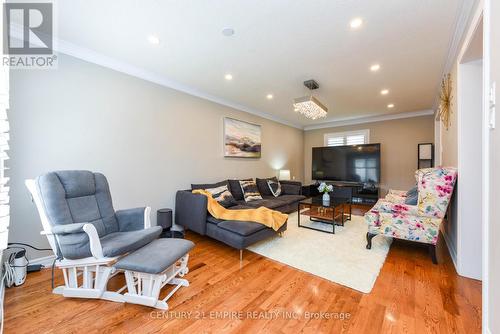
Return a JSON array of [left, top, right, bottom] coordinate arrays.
[[192, 189, 288, 231]]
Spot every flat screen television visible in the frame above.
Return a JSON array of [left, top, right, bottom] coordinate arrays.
[[312, 144, 381, 185]]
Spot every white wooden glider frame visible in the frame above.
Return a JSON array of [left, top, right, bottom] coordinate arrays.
[[25, 179, 189, 309]]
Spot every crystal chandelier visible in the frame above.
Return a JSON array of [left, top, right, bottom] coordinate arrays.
[[293, 80, 328, 120]]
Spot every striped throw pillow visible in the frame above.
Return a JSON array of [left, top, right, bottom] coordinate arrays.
[[239, 180, 263, 202], [205, 185, 236, 207]]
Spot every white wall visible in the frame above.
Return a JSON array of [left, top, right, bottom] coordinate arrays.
[[457, 59, 482, 279], [9, 54, 304, 259], [438, 6, 484, 281], [487, 0, 500, 331], [439, 60, 459, 268]]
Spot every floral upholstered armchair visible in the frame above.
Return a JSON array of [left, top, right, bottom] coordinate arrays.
[[364, 167, 457, 263]]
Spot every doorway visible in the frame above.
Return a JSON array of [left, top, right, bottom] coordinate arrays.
[[456, 17, 483, 280]]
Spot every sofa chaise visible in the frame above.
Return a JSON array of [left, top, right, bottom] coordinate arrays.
[[175, 177, 305, 256]]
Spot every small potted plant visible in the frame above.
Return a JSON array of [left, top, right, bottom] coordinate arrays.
[[318, 182, 333, 205]]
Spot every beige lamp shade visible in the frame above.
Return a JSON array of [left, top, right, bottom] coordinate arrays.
[[278, 170, 291, 181]]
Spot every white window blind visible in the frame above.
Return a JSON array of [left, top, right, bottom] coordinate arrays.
[[0, 5, 9, 329], [324, 130, 370, 147], [0, 20, 9, 251]]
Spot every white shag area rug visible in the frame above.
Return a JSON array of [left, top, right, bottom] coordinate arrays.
[[246, 212, 392, 293]]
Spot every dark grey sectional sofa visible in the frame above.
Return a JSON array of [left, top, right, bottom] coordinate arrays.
[[175, 178, 305, 252]]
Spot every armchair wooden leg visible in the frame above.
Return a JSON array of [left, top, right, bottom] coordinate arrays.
[[429, 244, 438, 264], [366, 232, 376, 249]]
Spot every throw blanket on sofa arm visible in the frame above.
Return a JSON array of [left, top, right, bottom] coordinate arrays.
[[192, 189, 288, 231]]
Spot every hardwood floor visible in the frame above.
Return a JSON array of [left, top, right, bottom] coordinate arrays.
[[4, 212, 481, 333]]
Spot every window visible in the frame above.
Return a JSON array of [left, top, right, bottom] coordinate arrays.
[[324, 129, 370, 146]]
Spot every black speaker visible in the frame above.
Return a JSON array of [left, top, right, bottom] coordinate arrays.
[[157, 208, 172, 229], [157, 208, 184, 238]]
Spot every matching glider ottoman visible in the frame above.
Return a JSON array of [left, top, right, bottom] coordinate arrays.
[[115, 238, 194, 310]]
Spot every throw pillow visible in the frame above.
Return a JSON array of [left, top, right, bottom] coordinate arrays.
[[405, 186, 418, 205], [228, 178, 252, 201], [205, 184, 237, 208], [239, 179, 263, 202], [256, 177, 278, 196], [267, 179, 282, 197], [406, 186, 418, 197]]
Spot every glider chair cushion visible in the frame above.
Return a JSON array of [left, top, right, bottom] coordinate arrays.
[[36, 170, 161, 259], [100, 228, 162, 257]]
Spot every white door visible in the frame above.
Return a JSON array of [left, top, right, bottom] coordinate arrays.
[[485, 0, 499, 332]]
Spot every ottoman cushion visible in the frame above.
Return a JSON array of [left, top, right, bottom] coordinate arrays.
[[115, 238, 195, 274]]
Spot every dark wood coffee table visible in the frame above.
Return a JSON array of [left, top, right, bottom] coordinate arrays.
[[297, 196, 350, 234]]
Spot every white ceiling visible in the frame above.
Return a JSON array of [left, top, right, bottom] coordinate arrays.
[[53, 0, 465, 128]]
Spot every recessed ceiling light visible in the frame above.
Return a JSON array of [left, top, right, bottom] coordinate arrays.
[[380, 89, 389, 95], [266, 94, 273, 100], [350, 18, 363, 29], [387, 103, 395, 108], [370, 64, 380, 72], [147, 35, 160, 45], [224, 73, 233, 81], [222, 27, 235, 36]]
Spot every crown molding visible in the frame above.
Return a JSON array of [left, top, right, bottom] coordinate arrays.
[[303, 109, 434, 131], [9, 24, 449, 132], [57, 39, 305, 130], [8, 23, 304, 130], [432, 0, 479, 110]]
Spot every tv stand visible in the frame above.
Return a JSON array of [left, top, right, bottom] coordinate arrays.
[[307, 181, 379, 205], [351, 186, 379, 205]]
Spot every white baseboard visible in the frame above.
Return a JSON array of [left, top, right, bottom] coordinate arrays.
[[441, 229, 458, 271], [29, 254, 56, 268]]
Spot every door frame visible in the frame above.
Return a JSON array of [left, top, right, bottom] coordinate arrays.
[[450, 0, 490, 329], [482, 0, 491, 331]]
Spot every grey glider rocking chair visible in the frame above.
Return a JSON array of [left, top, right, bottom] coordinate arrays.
[[25, 170, 164, 302]]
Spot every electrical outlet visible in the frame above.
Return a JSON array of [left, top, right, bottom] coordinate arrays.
[[490, 82, 496, 129]]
